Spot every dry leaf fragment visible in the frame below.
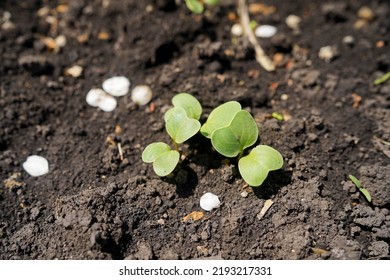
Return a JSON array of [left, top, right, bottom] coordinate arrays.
[[351, 93, 362, 108], [257, 199, 274, 220], [182, 211, 205, 222], [311, 247, 331, 257], [4, 173, 24, 190], [98, 31, 110, 40], [248, 3, 276, 15]]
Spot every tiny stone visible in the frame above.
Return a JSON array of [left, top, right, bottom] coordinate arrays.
[[23, 155, 49, 177], [102, 76, 130, 96], [200, 192, 221, 211], [281, 94, 289, 101], [318, 45, 338, 62], [342, 35, 355, 46], [240, 191, 249, 198], [131, 85, 153, 106], [285, 15, 301, 32], [357, 6, 374, 21], [255, 25, 277, 38], [231, 23, 243, 36], [86, 88, 117, 112], [64, 65, 83, 77]]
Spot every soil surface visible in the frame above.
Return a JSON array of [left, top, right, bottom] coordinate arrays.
[[1, 0, 389, 260]]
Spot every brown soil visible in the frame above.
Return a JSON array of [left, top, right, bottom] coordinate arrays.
[[1, 0, 389, 260]]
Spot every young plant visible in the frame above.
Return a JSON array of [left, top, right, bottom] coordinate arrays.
[[142, 93, 202, 176], [185, 0, 220, 14], [349, 174, 372, 202], [201, 101, 283, 187]]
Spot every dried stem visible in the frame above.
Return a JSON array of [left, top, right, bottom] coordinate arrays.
[[237, 0, 275, 72]]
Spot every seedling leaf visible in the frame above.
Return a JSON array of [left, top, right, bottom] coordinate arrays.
[[204, 0, 220, 5], [348, 174, 361, 188], [348, 174, 372, 202], [164, 107, 201, 144], [185, 0, 204, 14], [374, 72, 390, 85], [172, 93, 202, 120], [211, 110, 258, 157], [238, 145, 284, 187], [201, 101, 242, 138], [142, 142, 180, 177], [153, 149, 180, 176], [359, 188, 372, 203], [142, 142, 172, 163]]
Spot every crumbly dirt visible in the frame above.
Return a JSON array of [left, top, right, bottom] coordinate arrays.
[[0, 0, 389, 260]]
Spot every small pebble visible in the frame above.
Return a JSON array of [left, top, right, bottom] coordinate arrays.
[[64, 65, 83, 77], [23, 155, 49, 177], [86, 88, 117, 112], [342, 35, 355, 46], [285, 15, 301, 32], [240, 191, 249, 198], [255, 25, 277, 38], [231, 23, 243, 36], [131, 85, 153, 106], [318, 45, 338, 62], [357, 6, 374, 21], [200, 192, 221, 211], [102, 76, 130, 97]]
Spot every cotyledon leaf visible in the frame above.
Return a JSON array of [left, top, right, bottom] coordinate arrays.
[[238, 145, 284, 187]]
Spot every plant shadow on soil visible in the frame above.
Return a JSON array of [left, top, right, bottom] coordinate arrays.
[[252, 169, 292, 199]]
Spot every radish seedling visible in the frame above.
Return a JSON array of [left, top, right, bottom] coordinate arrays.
[[201, 101, 283, 187], [185, 0, 219, 14], [142, 93, 202, 176]]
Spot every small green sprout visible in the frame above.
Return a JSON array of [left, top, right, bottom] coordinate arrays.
[[239, 145, 284, 187], [349, 174, 372, 202], [142, 142, 180, 176], [142, 93, 202, 176], [373, 72, 390, 85], [201, 102, 284, 187], [185, 0, 220, 14], [272, 112, 284, 121]]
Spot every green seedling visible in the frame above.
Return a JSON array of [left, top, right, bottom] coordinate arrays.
[[272, 112, 284, 121], [349, 174, 372, 202], [142, 142, 180, 176], [142, 93, 202, 176], [185, 0, 220, 14], [374, 72, 390, 85], [201, 102, 284, 187], [239, 145, 284, 187]]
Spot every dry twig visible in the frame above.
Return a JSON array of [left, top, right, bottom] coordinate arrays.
[[238, 0, 275, 71]]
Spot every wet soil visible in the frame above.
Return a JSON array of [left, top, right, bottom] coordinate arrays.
[[0, 0, 389, 260]]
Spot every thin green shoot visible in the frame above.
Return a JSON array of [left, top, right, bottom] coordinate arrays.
[[349, 174, 372, 202]]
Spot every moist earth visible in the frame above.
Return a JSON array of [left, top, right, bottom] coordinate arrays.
[[0, 0, 389, 259]]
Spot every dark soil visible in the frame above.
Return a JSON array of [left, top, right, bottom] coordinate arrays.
[[1, 0, 389, 260]]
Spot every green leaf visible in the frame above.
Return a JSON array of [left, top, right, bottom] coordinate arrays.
[[204, 0, 220, 5], [211, 110, 258, 157], [348, 174, 361, 188], [142, 142, 172, 163], [153, 149, 180, 176], [172, 93, 202, 120], [141, 142, 179, 176], [238, 145, 284, 187], [359, 188, 372, 203], [349, 174, 372, 202], [185, 0, 204, 14], [164, 107, 201, 144], [201, 101, 242, 138], [272, 112, 284, 121], [374, 72, 390, 85]]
